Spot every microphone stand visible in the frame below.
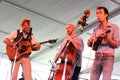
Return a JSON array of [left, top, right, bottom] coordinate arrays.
[[47, 40, 70, 80], [48, 60, 55, 80], [62, 55, 68, 80], [62, 41, 70, 80], [10, 35, 23, 80]]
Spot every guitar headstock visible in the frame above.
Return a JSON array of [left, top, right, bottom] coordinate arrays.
[[105, 28, 111, 33], [48, 39, 58, 44]]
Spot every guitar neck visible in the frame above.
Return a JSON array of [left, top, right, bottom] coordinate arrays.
[[34, 39, 57, 45], [39, 41, 49, 45]]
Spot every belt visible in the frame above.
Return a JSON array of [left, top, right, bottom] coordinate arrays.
[[95, 53, 114, 57]]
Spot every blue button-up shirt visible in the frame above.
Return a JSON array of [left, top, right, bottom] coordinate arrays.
[[91, 22, 119, 55]]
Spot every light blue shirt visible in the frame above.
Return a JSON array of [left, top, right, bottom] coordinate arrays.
[[58, 35, 84, 67], [91, 22, 119, 55]]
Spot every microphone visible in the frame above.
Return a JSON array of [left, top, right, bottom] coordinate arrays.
[[29, 27, 32, 35], [26, 27, 32, 40], [26, 27, 32, 36]]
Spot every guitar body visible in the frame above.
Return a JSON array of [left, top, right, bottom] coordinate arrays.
[[6, 41, 32, 60], [92, 37, 102, 51], [6, 39, 57, 60]]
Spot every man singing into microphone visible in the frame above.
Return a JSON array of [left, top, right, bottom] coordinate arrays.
[[3, 18, 41, 80]]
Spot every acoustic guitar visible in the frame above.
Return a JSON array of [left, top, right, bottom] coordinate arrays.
[[6, 39, 57, 60]]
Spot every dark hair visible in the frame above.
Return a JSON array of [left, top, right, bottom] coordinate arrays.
[[96, 6, 109, 20]]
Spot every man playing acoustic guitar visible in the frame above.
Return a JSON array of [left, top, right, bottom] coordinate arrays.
[[3, 18, 41, 80]]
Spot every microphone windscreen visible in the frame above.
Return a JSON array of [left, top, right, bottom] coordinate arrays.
[[29, 27, 32, 35]]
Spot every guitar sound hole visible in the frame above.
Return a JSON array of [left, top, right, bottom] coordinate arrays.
[[19, 45, 28, 54]]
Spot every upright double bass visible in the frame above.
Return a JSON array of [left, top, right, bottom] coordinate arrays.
[[52, 10, 90, 80]]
